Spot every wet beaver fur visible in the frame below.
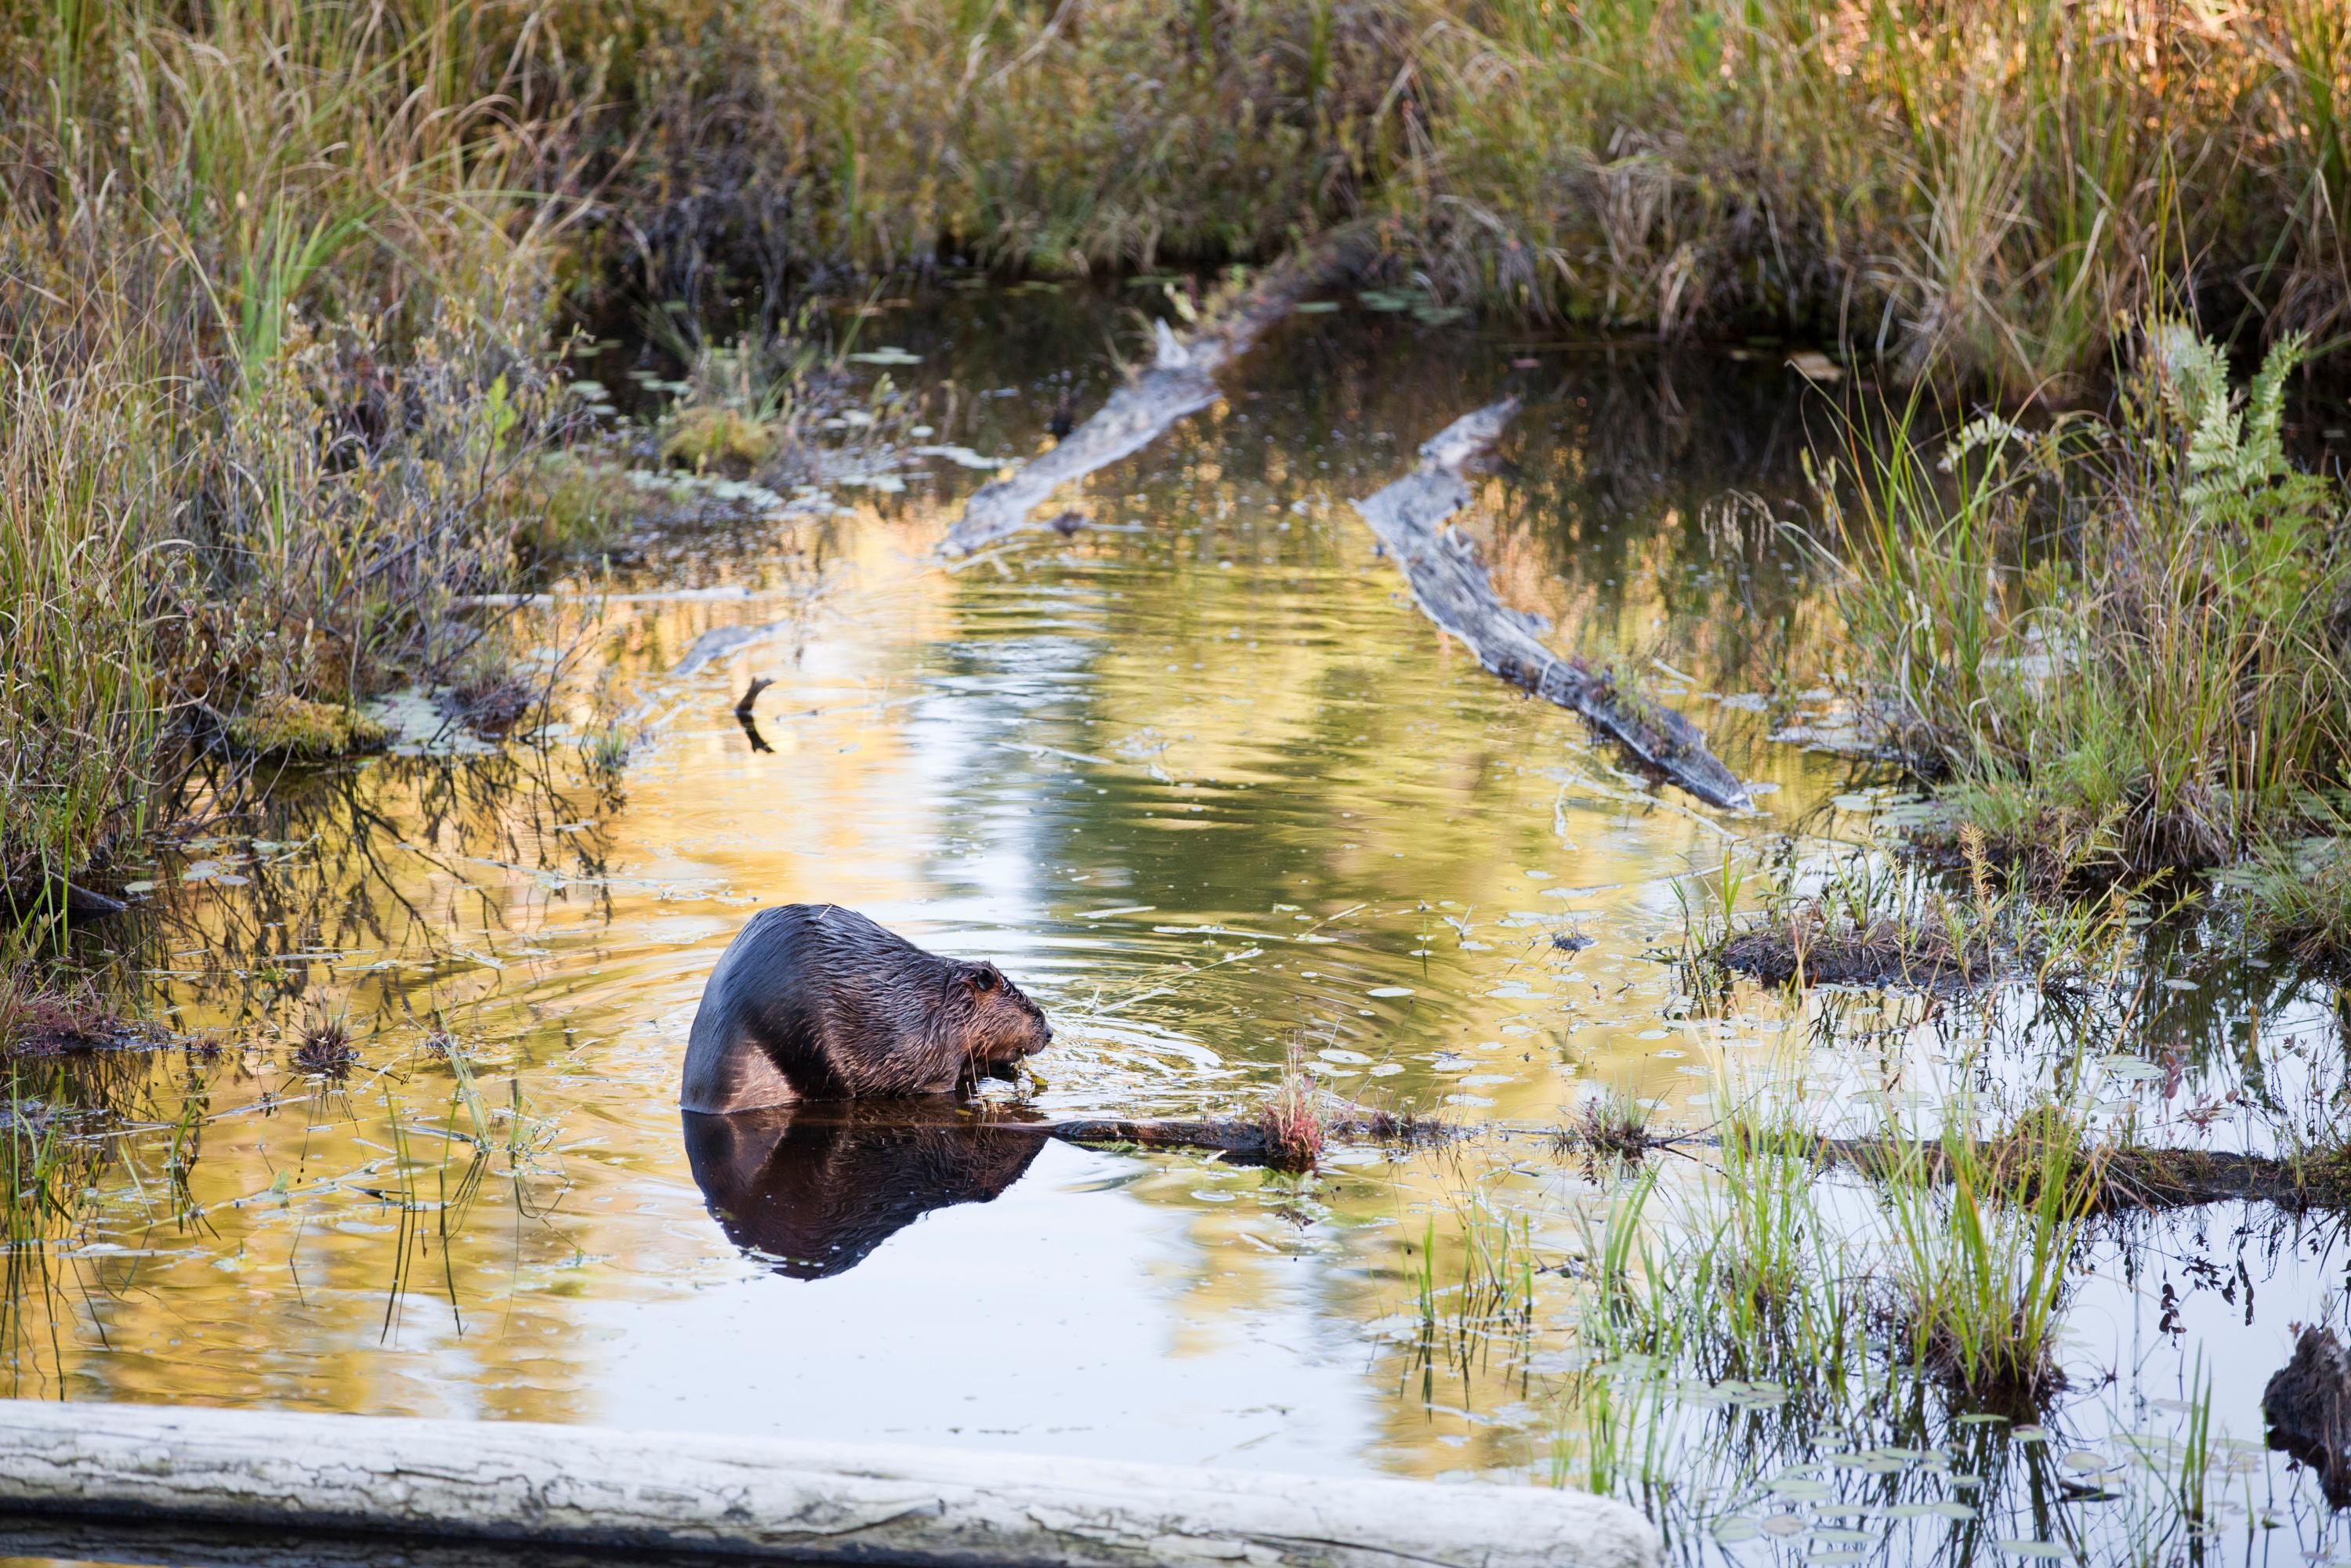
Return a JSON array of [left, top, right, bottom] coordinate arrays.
[[679, 904, 1052, 1113]]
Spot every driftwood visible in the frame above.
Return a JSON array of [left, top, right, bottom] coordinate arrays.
[[0, 1401, 1662, 1568], [1351, 404, 1752, 811], [938, 238, 1375, 558]]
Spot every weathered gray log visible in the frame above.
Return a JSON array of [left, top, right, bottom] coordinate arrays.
[[939, 321, 1226, 558], [939, 237, 1375, 558], [0, 1400, 1662, 1568], [1352, 402, 1752, 812]]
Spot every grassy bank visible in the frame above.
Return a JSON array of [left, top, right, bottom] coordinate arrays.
[[1, 0, 579, 919], [1810, 322, 2351, 954]]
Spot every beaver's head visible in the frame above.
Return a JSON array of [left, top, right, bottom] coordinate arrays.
[[947, 960, 1052, 1070]]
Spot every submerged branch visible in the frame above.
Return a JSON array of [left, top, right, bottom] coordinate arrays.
[[1351, 403, 1752, 811]]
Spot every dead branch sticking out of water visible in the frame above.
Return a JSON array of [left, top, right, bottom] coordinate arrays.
[[937, 237, 1375, 558], [1351, 403, 1752, 811]]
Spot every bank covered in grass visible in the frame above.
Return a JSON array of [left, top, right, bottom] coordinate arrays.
[[1808, 326, 2351, 958]]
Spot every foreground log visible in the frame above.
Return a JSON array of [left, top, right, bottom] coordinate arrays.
[[0, 1401, 1661, 1568], [1352, 403, 1752, 811]]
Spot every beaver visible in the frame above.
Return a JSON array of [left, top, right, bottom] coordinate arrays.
[[679, 904, 1052, 1113]]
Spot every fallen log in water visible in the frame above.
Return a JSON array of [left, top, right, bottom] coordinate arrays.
[[938, 237, 1377, 558], [0, 1400, 1662, 1568], [690, 1103, 2342, 1214], [1351, 403, 1752, 811]]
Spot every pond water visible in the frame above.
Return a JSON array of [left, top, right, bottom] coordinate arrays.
[[11, 289, 2351, 1567]]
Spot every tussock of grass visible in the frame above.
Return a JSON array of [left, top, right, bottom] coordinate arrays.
[[291, 1016, 359, 1076], [1875, 1103, 2099, 1399], [2232, 795, 2351, 965], [1690, 831, 2123, 994], [1557, 1088, 1660, 1161], [1588, 1082, 2103, 1403], [0, 983, 158, 1059], [1258, 1041, 1326, 1172]]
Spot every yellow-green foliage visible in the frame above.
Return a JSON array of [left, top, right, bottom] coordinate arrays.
[[0, 0, 566, 885]]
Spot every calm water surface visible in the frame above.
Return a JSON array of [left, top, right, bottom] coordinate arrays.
[[13, 292, 2350, 1566]]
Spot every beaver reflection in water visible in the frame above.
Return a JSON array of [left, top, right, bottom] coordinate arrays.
[[683, 1102, 1048, 1279], [679, 904, 1052, 1114]]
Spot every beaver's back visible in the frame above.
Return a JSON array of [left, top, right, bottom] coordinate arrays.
[[679, 904, 961, 1112]]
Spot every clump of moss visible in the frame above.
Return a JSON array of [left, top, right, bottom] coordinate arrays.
[[225, 693, 389, 761], [661, 404, 777, 473], [3, 991, 155, 1057]]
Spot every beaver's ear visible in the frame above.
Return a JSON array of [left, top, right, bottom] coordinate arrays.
[[963, 962, 1002, 994]]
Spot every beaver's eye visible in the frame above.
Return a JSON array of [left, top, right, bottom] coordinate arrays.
[[969, 965, 999, 993]]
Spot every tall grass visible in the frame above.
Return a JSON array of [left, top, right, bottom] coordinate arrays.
[[593, 0, 2346, 391], [0, 0, 578, 900], [1874, 1098, 2100, 1397]]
